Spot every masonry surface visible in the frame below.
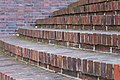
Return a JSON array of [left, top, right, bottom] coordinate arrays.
[[0, 0, 77, 33], [0, 0, 120, 80]]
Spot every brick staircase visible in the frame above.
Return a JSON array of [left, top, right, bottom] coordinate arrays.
[[0, 0, 120, 80]]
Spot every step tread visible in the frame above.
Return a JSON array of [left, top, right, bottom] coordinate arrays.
[[20, 27, 120, 35], [1, 35, 120, 64]]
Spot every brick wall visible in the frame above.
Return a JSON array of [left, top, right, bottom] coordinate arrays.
[[0, 0, 78, 33]]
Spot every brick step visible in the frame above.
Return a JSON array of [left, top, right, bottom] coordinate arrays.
[[52, 0, 120, 16], [18, 27, 120, 54], [0, 51, 76, 80], [36, 14, 120, 26], [0, 35, 120, 80], [35, 24, 120, 31]]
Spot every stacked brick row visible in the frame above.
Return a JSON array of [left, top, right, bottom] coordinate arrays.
[[0, 50, 75, 80], [18, 27, 120, 54], [36, 15, 120, 25], [21, 0, 119, 54], [53, 0, 120, 16], [0, 36, 120, 80], [36, 0, 120, 32]]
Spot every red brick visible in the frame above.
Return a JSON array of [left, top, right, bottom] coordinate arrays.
[[67, 57, 72, 70], [94, 62, 100, 76], [98, 15, 104, 25], [85, 33, 88, 43], [63, 32, 68, 41], [39, 52, 43, 63], [39, 30, 43, 38], [87, 60, 93, 74], [70, 16, 74, 24], [66, 16, 71, 24], [115, 15, 120, 25], [22, 48, 26, 57], [78, 15, 82, 24], [111, 1, 118, 10], [112, 34, 118, 46], [56, 31, 64, 41], [118, 1, 120, 10], [62, 56, 67, 69], [44, 53, 47, 64], [83, 59, 87, 73], [92, 15, 98, 25], [97, 34, 102, 44], [42, 52, 46, 64], [114, 64, 120, 80], [106, 64, 113, 79], [93, 33, 97, 44], [46, 53, 50, 64], [35, 50, 39, 61], [30, 50, 34, 61], [69, 32, 73, 42], [72, 58, 77, 71], [55, 55, 57, 66], [57, 55, 62, 68], [88, 34, 93, 44], [101, 63, 106, 78], [80, 33, 85, 43], [101, 34, 107, 45], [67, 32, 71, 42], [76, 58, 81, 71], [50, 54, 55, 66], [106, 35, 111, 46], [118, 35, 120, 48], [115, 15, 118, 25], [73, 15, 78, 24], [73, 33, 79, 43], [106, 15, 115, 25]]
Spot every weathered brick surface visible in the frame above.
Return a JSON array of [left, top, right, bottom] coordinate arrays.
[[19, 1, 120, 56], [0, 52, 76, 80], [18, 28, 120, 54], [0, 35, 120, 80], [1, 0, 120, 79]]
